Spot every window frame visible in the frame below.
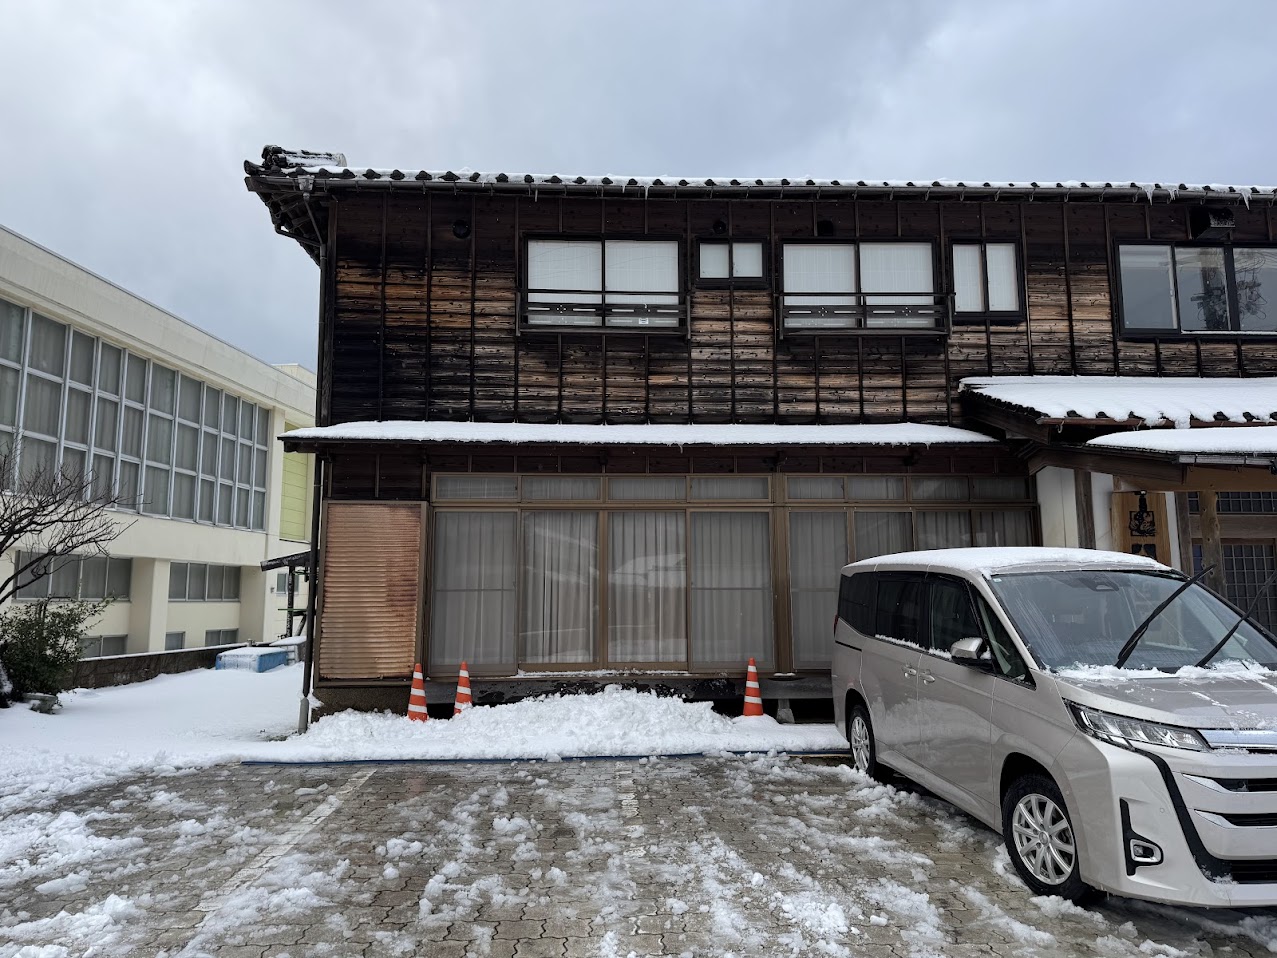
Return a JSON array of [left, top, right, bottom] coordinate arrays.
[[1114, 240, 1277, 338], [949, 239, 1024, 323], [694, 239, 769, 290], [519, 234, 688, 336], [778, 238, 949, 337]]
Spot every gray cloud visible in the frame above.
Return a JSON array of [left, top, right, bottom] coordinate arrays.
[[2, 0, 1275, 368]]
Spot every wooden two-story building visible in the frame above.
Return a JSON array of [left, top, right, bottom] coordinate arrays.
[[245, 146, 1277, 714]]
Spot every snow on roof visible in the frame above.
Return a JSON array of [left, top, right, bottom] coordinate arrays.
[[1087, 426, 1277, 457], [847, 547, 1167, 576], [249, 148, 1277, 202], [282, 420, 997, 447], [961, 376, 1277, 428]]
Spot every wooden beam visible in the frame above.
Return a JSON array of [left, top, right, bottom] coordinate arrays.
[[1027, 446, 1185, 485], [1115, 467, 1277, 493], [1200, 491, 1226, 595]]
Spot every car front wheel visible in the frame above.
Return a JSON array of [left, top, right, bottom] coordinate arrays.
[[1002, 773, 1098, 903], [847, 701, 888, 783]]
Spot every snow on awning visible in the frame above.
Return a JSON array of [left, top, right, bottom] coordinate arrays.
[[281, 420, 998, 448], [1087, 426, 1277, 458], [961, 376, 1277, 428]]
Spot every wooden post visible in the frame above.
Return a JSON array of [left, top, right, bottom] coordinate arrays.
[[1199, 491, 1226, 596]]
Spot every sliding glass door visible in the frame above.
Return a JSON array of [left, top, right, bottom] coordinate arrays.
[[520, 511, 599, 665], [689, 511, 774, 670], [607, 511, 687, 665]]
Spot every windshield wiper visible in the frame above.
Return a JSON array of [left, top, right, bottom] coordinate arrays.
[[1195, 567, 1277, 668], [1114, 565, 1215, 669]]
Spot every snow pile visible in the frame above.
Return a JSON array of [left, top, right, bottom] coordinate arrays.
[[1087, 426, 1277, 456], [962, 376, 1277, 427], [269, 685, 846, 763]]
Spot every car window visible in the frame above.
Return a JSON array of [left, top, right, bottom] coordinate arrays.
[[973, 592, 1030, 681], [838, 572, 876, 635], [928, 576, 983, 655], [874, 573, 927, 645]]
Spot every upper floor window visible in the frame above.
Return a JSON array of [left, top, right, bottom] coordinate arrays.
[[524, 239, 684, 332], [1117, 244, 1277, 335], [16, 552, 131, 601], [780, 242, 943, 333], [952, 242, 1020, 314], [697, 241, 766, 288]]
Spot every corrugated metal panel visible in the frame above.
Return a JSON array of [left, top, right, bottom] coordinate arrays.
[[279, 424, 310, 541], [318, 503, 421, 680]]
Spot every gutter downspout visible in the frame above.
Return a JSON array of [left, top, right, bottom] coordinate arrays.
[[298, 187, 326, 733]]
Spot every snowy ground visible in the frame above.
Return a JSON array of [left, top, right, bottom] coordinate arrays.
[[5, 668, 1277, 956]]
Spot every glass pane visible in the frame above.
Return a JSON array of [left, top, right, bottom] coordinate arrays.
[[848, 476, 906, 500], [98, 344, 122, 395], [226, 567, 240, 600], [187, 562, 207, 600], [986, 243, 1019, 311], [217, 483, 232, 524], [235, 488, 249, 526], [118, 460, 140, 508], [69, 332, 95, 386], [19, 437, 56, 486], [49, 557, 80, 599], [81, 557, 107, 600], [237, 443, 252, 483], [178, 375, 202, 422], [169, 562, 188, 600], [107, 558, 131, 599], [204, 630, 220, 647], [253, 448, 267, 487], [252, 490, 265, 530], [23, 376, 61, 436], [971, 477, 1029, 500], [206, 564, 224, 600], [257, 407, 270, 444], [150, 365, 176, 414], [65, 389, 90, 445], [16, 551, 49, 600], [1118, 246, 1176, 330], [608, 477, 685, 501], [125, 354, 147, 403], [860, 243, 933, 297], [220, 437, 234, 480], [690, 512, 773, 669], [91, 454, 114, 499], [176, 424, 198, 471], [0, 366, 19, 427], [527, 239, 602, 293], [429, 520, 519, 673], [787, 476, 844, 500], [101, 636, 127, 656], [952, 244, 984, 313], [690, 477, 769, 500], [732, 242, 764, 278], [239, 402, 254, 440], [916, 511, 972, 550], [1235, 248, 1277, 333], [173, 473, 196, 520], [789, 512, 847, 669], [60, 447, 86, 482], [912, 477, 968, 501], [522, 477, 600, 500], [520, 511, 598, 665], [928, 578, 983, 654], [201, 431, 218, 477], [29, 315, 66, 377], [873, 574, 927, 645], [1175, 247, 1231, 332], [604, 241, 679, 296], [199, 478, 215, 522], [783, 244, 856, 307], [222, 395, 238, 433], [143, 466, 170, 515], [121, 406, 144, 457], [700, 242, 730, 279], [608, 511, 686, 664], [94, 398, 118, 451], [434, 475, 517, 500], [974, 510, 1034, 547], [146, 414, 173, 465], [204, 387, 221, 428], [0, 298, 24, 364], [165, 633, 185, 651], [853, 511, 912, 559]]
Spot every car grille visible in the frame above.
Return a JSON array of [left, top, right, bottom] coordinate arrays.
[[1208, 777, 1277, 793], [1219, 812, 1277, 827], [1227, 860, 1277, 884]]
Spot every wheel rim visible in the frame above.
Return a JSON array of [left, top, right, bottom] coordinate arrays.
[[850, 715, 872, 774], [1011, 793, 1076, 886]]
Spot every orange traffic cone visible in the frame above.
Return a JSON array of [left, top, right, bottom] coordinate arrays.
[[408, 663, 429, 722], [454, 661, 473, 716], [743, 657, 764, 717]]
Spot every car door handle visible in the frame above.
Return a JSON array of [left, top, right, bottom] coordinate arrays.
[[920, 671, 937, 684], [903, 666, 918, 677]]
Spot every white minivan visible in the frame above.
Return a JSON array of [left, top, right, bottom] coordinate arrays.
[[831, 547, 1277, 907]]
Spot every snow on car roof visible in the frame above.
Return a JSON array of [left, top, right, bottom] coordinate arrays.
[[845, 547, 1168, 577]]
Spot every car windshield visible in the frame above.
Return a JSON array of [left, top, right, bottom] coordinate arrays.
[[988, 569, 1277, 672]]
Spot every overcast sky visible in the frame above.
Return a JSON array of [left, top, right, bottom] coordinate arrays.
[[3, 0, 1276, 369]]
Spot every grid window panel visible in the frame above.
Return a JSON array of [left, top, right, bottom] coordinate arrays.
[[237, 443, 252, 484], [65, 389, 91, 445], [0, 366, 18, 428], [235, 489, 250, 527], [29, 315, 66, 377], [199, 479, 215, 522], [252, 490, 265, 530], [91, 454, 114, 498], [101, 635, 127, 656], [222, 395, 238, 434], [1222, 543, 1277, 633], [217, 483, 232, 524], [124, 354, 147, 403], [118, 460, 140, 509], [253, 448, 267, 489], [0, 298, 24, 363], [23, 377, 62, 436], [239, 402, 254, 440], [169, 562, 188, 600], [256, 407, 270, 445], [175, 424, 198, 471], [143, 465, 170, 515], [98, 344, 122, 395], [787, 476, 845, 500], [178, 376, 201, 422], [20, 437, 56, 484], [121, 407, 144, 458], [69, 332, 95, 386], [146, 414, 173, 465], [81, 556, 108, 599], [206, 564, 225, 601], [204, 388, 221, 428], [911, 477, 969, 501], [848, 477, 906, 501], [173, 473, 196, 519], [106, 558, 131, 599], [165, 632, 185, 651], [61, 447, 86, 482], [150, 365, 176, 414], [219, 437, 234, 481], [201, 432, 218, 478], [49, 557, 80, 599], [187, 562, 207, 601], [94, 398, 118, 452]]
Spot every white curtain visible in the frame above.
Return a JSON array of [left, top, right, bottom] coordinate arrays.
[[985, 244, 1019, 311], [974, 510, 1034, 547], [854, 511, 912, 559], [430, 511, 517, 672], [435, 475, 517, 500], [789, 512, 847, 669], [787, 476, 844, 500], [604, 240, 679, 327], [520, 511, 598, 664], [953, 244, 985, 312], [700, 242, 730, 279], [522, 477, 601, 500], [23, 377, 61, 437], [527, 240, 602, 326], [861, 243, 934, 326], [690, 512, 773, 668], [608, 477, 685, 501], [916, 511, 973, 550], [783, 244, 855, 305], [608, 511, 686, 663]]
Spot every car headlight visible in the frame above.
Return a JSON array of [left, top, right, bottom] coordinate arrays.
[[1069, 703, 1210, 752]]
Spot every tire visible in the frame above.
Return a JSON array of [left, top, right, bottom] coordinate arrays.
[[1002, 773, 1099, 903], [847, 701, 889, 783]]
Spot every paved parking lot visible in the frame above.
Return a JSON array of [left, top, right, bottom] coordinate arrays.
[[3, 756, 1276, 958]]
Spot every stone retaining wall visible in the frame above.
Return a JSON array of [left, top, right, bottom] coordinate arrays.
[[72, 644, 245, 689]]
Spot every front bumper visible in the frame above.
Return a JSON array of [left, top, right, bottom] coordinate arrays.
[[1059, 733, 1277, 907]]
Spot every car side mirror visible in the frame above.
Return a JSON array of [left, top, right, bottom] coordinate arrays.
[[950, 636, 986, 662]]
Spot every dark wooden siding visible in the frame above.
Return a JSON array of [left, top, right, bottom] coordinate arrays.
[[325, 193, 1277, 427]]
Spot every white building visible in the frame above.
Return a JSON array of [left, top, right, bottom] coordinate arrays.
[[0, 225, 315, 655]]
